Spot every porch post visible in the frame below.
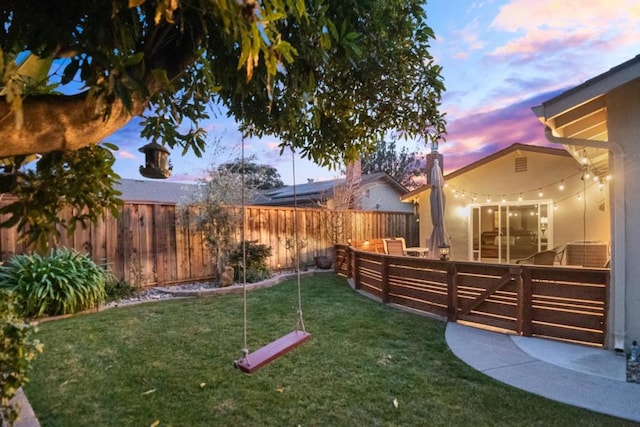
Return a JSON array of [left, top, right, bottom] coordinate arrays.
[[517, 266, 532, 336], [447, 263, 458, 322], [381, 256, 390, 303]]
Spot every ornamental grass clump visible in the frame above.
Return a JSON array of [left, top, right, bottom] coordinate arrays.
[[0, 248, 107, 317]]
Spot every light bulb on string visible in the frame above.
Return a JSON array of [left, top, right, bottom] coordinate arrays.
[[538, 188, 543, 197], [559, 180, 565, 191]]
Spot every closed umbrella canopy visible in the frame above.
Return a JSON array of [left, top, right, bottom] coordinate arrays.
[[428, 159, 447, 258]]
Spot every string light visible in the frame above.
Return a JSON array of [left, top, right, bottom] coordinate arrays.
[[446, 167, 609, 208]]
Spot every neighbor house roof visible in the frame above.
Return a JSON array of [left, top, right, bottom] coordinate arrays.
[[254, 172, 407, 207], [116, 178, 200, 204], [401, 143, 571, 201]]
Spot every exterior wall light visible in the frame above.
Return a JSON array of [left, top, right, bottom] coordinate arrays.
[[439, 244, 450, 261]]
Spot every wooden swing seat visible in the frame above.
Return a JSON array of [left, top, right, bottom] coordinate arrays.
[[235, 330, 311, 374]]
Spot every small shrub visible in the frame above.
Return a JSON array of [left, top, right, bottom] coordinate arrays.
[[0, 248, 107, 317], [0, 292, 43, 426], [104, 277, 134, 303], [228, 241, 272, 283]]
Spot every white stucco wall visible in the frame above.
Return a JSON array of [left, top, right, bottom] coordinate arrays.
[[361, 181, 413, 213], [417, 147, 610, 262], [608, 78, 640, 345]]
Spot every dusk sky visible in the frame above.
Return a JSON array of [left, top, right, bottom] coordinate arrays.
[[109, 0, 640, 185]]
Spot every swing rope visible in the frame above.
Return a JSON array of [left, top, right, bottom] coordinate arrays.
[[241, 132, 249, 359], [291, 148, 306, 333]]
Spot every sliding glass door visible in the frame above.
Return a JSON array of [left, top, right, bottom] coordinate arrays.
[[470, 201, 552, 263]]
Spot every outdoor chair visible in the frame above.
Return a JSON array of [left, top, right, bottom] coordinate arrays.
[[382, 237, 407, 256], [515, 250, 556, 265], [552, 245, 566, 264]]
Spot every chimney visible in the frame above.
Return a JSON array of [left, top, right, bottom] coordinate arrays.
[[425, 141, 443, 185]]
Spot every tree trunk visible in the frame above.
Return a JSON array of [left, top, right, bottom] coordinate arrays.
[[0, 93, 144, 157]]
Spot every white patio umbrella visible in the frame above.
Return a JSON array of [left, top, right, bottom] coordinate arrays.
[[428, 158, 447, 258]]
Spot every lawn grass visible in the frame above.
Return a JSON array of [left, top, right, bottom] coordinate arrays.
[[25, 274, 632, 426]]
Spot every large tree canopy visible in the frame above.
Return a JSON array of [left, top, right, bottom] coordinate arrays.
[[0, 0, 445, 248], [218, 159, 284, 190], [361, 140, 423, 190]]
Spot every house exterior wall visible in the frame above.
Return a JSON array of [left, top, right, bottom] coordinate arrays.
[[608, 78, 640, 344], [419, 148, 610, 262], [361, 181, 413, 213]]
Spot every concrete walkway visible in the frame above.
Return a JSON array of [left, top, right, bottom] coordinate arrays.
[[3, 389, 40, 427], [446, 322, 640, 423]]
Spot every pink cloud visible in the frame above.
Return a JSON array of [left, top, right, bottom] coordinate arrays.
[[438, 90, 562, 175], [491, 0, 639, 33], [489, 0, 640, 63], [118, 150, 137, 160]]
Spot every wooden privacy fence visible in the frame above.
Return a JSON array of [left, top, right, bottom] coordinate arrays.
[[335, 243, 610, 347], [0, 201, 417, 287]]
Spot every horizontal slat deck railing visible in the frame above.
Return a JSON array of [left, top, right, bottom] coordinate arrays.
[[388, 256, 449, 317], [527, 266, 608, 345], [336, 244, 609, 347]]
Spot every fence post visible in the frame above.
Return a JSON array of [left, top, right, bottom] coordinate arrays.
[[353, 249, 361, 290], [447, 262, 458, 322], [519, 266, 533, 337], [381, 256, 390, 303], [347, 246, 353, 280], [512, 265, 528, 336]]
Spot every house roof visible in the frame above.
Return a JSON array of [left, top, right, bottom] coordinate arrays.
[[532, 55, 640, 178], [115, 178, 200, 204], [533, 54, 640, 128], [254, 172, 408, 206], [401, 143, 571, 200]]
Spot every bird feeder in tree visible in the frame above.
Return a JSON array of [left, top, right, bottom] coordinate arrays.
[[139, 142, 172, 179]]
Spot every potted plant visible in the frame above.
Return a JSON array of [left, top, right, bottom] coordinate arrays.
[[314, 255, 332, 269]]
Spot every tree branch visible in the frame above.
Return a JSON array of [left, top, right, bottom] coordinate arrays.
[[0, 93, 143, 157]]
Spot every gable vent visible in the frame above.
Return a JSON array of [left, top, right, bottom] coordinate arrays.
[[515, 157, 528, 173]]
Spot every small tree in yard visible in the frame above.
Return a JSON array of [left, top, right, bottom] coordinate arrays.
[[185, 164, 257, 284], [318, 178, 360, 248]]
